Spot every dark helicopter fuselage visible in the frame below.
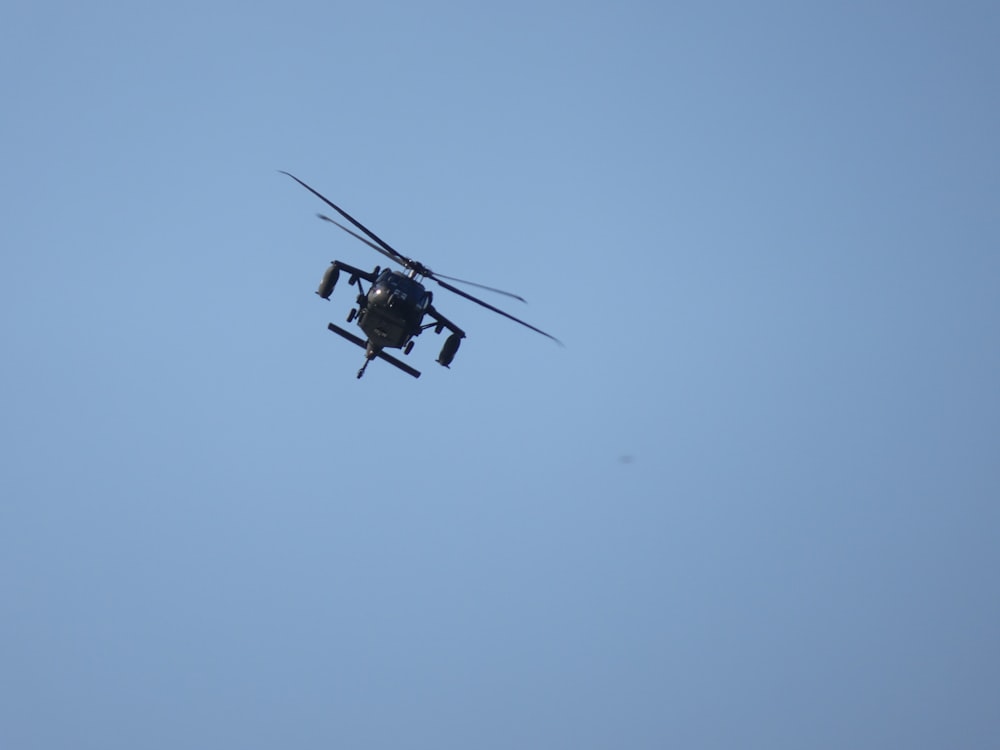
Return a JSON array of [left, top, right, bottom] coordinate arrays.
[[357, 269, 432, 349]]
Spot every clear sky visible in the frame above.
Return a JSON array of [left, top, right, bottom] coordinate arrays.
[[2, 1, 998, 748]]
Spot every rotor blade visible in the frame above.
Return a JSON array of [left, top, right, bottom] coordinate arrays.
[[433, 278, 562, 345], [317, 213, 397, 263], [429, 272, 527, 303], [280, 171, 409, 265]]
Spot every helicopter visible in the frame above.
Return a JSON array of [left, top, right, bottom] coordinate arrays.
[[282, 172, 560, 379]]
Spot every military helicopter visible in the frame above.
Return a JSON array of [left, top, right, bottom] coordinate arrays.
[[282, 172, 560, 379]]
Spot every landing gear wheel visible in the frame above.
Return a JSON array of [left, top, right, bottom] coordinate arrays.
[[404, 341, 414, 355], [346, 308, 357, 323], [357, 355, 373, 379]]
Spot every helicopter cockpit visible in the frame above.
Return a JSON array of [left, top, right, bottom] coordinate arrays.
[[371, 269, 432, 311]]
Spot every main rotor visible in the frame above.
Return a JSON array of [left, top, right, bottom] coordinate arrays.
[[281, 171, 560, 344]]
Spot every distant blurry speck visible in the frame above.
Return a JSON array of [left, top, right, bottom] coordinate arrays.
[[619, 455, 634, 464]]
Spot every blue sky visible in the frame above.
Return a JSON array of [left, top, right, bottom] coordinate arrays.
[[2, 1, 998, 748]]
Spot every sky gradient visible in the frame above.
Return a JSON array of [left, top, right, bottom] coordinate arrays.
[[2, 1, 998, 748]]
